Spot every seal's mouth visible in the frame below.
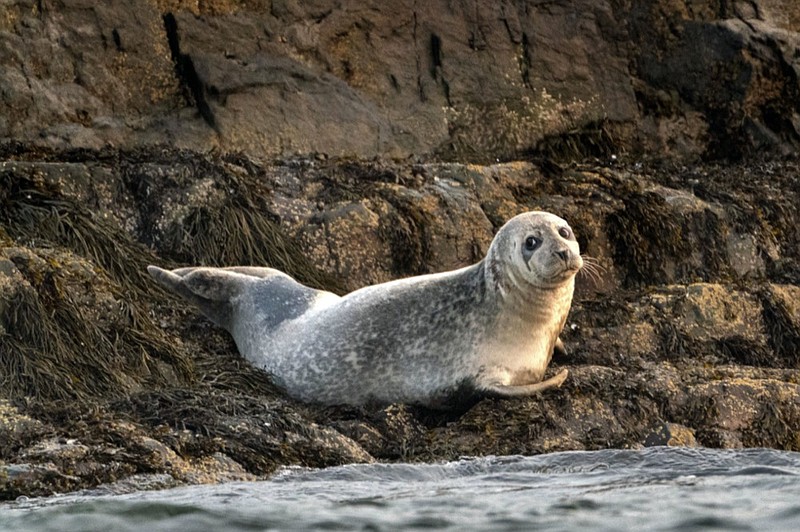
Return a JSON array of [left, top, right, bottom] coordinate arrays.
[[545, 266, 580, 282], [561, 258, 583, 273], [546, 257, 583, 280]]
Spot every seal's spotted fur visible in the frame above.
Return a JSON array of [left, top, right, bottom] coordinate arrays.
[[148, 211, 583, 408]]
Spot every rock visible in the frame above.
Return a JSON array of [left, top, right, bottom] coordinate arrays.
[[18, 438, 91, 463], [2, 1, 800, 160], [182, 453, 256, 485], [669, 284, 766, 344], [90, 474, 181, 495], [0, 400, 49, 458], [0, 463, 82, 497], [1, 0, 800, 500], [643, 423, 698, 447], [328, 421, 388, 459], [764, 285, 800, 367], [685, 377, 800, 449], [629, 3, 800, 158]]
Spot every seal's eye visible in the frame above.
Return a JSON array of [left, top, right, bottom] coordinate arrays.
[[524, 236, 541, 251], [558, 227, 572, 239]]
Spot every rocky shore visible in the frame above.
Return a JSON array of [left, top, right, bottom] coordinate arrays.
[[1, 149, 798, 498], [2, 0, 800, 499]]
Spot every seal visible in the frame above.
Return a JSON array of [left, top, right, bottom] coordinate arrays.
[[148, 211, 583, 408]]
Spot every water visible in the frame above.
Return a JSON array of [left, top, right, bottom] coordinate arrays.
[[3, 447, 800, 531]]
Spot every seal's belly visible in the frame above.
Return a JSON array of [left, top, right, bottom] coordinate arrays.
[[253, 318, 479, 405]]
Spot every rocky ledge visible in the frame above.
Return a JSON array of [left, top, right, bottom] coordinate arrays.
[[1, 147, 798, 499]]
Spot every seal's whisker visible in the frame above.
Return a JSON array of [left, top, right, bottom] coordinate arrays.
[[588, 263, 605, 281], [578, 256, 605, 285], [582, 261, 602, 275], [579, 265, 601, 284], [581, 255, 607, 272]]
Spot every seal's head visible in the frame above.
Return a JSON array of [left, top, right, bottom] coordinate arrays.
[[486, 211, 583, 293]]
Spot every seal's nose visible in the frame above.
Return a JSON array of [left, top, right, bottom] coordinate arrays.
[[555, 249, 569, 262]]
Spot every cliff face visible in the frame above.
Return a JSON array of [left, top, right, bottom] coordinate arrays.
[[2, 1, 800, 160], [1, 1, 800, 499]]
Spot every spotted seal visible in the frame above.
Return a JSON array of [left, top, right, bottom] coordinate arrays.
[[148, 211, 583, 408]]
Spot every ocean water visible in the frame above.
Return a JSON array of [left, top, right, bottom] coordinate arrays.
[[2, 447, 799, 531]]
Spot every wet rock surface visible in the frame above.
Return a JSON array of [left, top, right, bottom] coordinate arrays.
[[1, 149, 799, 499]]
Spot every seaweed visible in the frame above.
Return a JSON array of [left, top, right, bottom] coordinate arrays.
[[123, 153, 342, 293], [715, 335, 774, 367], [688, 207, 728, 280], [1, 146, 799, 498], [741, 401, 800, 451], [113, 386, 362, 472], [682, 395, 721, 447], [379, 197, 432, 277], [0, 254, 193, 403], [527, 119, 619, 162], [606, 191, 692, 286], [656, 321, 694, 361], [0, 169, 167, 301], [761, 289, 800, 367]]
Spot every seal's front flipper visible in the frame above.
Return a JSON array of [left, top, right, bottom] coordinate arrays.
[[553, 337, 567, 358], [481, 369, 569, 398]]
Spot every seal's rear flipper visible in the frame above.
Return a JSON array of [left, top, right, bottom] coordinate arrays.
[[147, 265, 254, 329], [148, 265, 338, 333]]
